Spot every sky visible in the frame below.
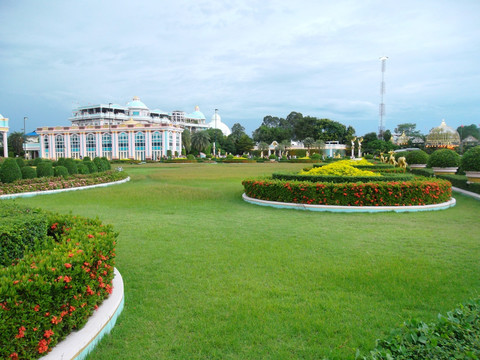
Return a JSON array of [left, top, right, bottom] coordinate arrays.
[[1, 0, 479, 138]]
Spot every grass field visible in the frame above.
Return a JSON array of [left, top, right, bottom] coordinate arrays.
[[7, 163, 480, 359]]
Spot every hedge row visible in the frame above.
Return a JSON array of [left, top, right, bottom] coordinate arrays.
[[436, 174, 480, 195], [0, 204, 49, 267], [271, 172, 415, 183], [0, 170, 128, 195], [0, 205, 117, 359], [359, 297, 480, 359], [242, 177, 451, 206]]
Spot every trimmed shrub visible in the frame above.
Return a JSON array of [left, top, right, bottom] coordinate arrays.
[[405, 150, 429, 165], [242, 177, 451, 206], [187, 154, 195, 160], [0, 203, 49, 266], [82, 156, 91, 162], [359, 297, 480, 359], [77, 163, 89, 174], [21, 166, 37, 179], [84, 161, 98, 173], [0, 205, 117, 359], [427, 149, 460, 168], [93, 157, 108, 172], [269, 154, 277, 159], [436, 174, 480, 195], [33, 157, 43, 166], [0, 158, 22, 183], [272, 172, 414, 183], [64, 158, 78, 175], [36, 161, 54, 178], [409, 167, 434, 177], [461, 145, 480, 172], [101, 157, 111, 170], [54, 157, 67, 167], [54, 165, 69, 178], [15, 157, 26, 168]]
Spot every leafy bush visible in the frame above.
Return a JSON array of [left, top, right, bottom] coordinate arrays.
[[84, 161, 98, 173], [461, 145, 480, 172], [268, 154, 277, 159], [21, 166, 37, 179], [301, 162, 379, 177], [101, 157, 111, 171], [82, 156, 91, 162], [405, 150, 429, 165], [243, 177, 451, 206], [33, 158, 43, 166], [0, 203, 49, 266], [63, 158, 78, 175], [427, 149, 460, 168], [186, 154, 196, 160], [53, 165, 69, 178], [310, 153, 322, 160], [0, 158, 22, 183], [54, 157, 66, 167], [15, 157, 26, 168], [77, 163, 89, 175], [0, 204, 117, 359], [436, 174, 480, 195], [36, 162, 54, 178], [358, 297, 480, 359], [409, 167, 434, 177], [93, 157, 108, 172], [273, 172, 414, 183]]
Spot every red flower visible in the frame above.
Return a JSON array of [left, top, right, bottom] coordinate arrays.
[[88, 234, 95, 238], [9, 353, 19, 360], [63, 276, 71, 283], [51, 223, 58, 230], [51, 316, 62, 325], [13, 280, 19, 285], [15, 326, 26, 339], [68, 253, 74, 258], [44, 329, 54, 338], [34, 304, 40, 312], [64, 263, 72, 269], [38, 339, 49, 354]]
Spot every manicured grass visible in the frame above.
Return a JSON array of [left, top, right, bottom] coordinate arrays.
[[8, 163, 480, 359]]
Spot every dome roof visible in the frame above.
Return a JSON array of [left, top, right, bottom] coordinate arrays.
[[186, 106, 206, 120], [426, 119, 461, 148], [126, 96, 148, 109], [208, 111, 231, 136]]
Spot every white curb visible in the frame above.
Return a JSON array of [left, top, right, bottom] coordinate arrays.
[[243, 193, 456, 213], [40, 268, 124, 360]]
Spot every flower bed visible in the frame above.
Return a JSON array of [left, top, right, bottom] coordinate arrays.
[[0, 203, 117, 359], [0, 170, 128, 195], [272, 172, 414, 183], [242, 178, 451, 206]]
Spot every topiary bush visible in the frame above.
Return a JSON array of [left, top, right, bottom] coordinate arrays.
[[21, 166, 37, 179], [36, 161, 54, 178], [54, 165, 69, 178], [15, 157, 25, 168], [33, 157, 43, 166], [84, 161, 98, 173], [461, 145, 480, 172], [0, 158, 22, 183], [427, 149, 460, 168], [54, 157, 66, 167], [77, 163, 89, 174], [101, 157, 111, 170], [406, 150, 429, 165], [93, 157, 107, 172], [187, 154, 195, 160], [64, 158, 78, 175]]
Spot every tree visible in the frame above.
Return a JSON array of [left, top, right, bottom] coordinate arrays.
[[191, 131, 211, 153], [236, 134, 254, 154], [383, 129, 392, 142], [8, 132, 25, 157], [182, 129, 192, 154], [314, 139, 325, 153], [303, 137, 315, 150], [230, 123, 246, 143], [257, 141, 269, 156], [457, 124, 480, 141], [395, 123, 422, 137]]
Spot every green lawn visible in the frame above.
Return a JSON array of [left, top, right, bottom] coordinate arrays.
[[8, 163, 480, 359]]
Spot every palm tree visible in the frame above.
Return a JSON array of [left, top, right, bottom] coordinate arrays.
[[182, 129, 192, 154], [191, 131, 211, 153], [303, 137, 314, 155]]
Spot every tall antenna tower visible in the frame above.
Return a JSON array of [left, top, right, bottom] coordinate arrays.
[[378, 56, 388, 139]]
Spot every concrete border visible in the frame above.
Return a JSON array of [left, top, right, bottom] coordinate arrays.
[[40, 268, 124, 360], [243, 193, 456, 213], [452, 186, 480, 201], [0, 176, 130, 200]]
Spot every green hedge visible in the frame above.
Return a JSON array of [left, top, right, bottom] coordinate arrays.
[[272, 172, 414, 183], [0, 204, 49, 266], [0, 158, 22, 183], [436, 174, 480, 195], [358, 297, 480, 359], [53, 166, 69, 178], [242, 177, 451, 206], [36, 162, 54, 178], [21, 166, 37, 179], [0, 170, 128, 195], [0, 204, 117, 359], [409, 167, 434, 177]]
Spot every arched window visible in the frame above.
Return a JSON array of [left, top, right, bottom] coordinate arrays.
[[44, 136, 49, 151], [70, 134, 80, 159], [118, 132, 128, 159], [134, 132, 145, 161], [55, 135, 65, 159], [86, 133, 96, 158], [102, 133, 112, 159], [152, 131, 163, 161]]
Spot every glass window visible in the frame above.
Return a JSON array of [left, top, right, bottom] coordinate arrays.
[[152, 131, 163, 150], [86, 133, 96, 151], [71, 134, 80, 152], [102, 133, 112, 150], [119, 133, 128, 151], [135, 132, 145, 150]]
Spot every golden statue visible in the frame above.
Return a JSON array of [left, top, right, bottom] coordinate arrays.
[[398, 157, 407, 169], [388, 151, 397, 166]]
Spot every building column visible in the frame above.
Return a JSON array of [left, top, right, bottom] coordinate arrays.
[[128, 131, 134, 158], [112, 131, 119, 159], [146, 130, 152, 160], [96, 132, 102, 158], [48, 134, 55, 160], [80, 133, 86, 159], [2, 131, 7, 157], [65, 134, 71, 158]]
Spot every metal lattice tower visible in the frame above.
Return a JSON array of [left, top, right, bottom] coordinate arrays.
[[378, 56, 388, 139]]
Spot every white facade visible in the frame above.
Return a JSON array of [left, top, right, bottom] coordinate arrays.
[[0, 114, 8, 157]]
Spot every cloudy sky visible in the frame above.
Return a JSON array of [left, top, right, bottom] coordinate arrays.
[[1, 0, 479, 137]]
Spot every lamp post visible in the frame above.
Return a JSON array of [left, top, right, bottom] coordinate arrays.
[[213, 109, 218, 157], [23, 117, 28, 158]]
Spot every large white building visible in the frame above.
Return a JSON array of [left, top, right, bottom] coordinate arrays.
[[29, 97, 231, 161]]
